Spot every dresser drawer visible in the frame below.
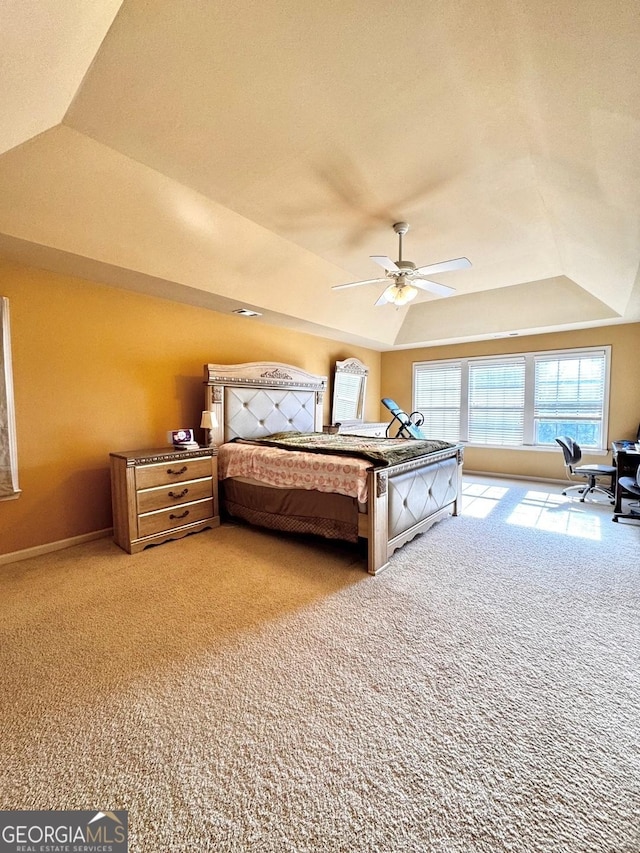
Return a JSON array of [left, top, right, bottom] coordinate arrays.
[[135, 456, 213, 490], [137, 498, 214, 539], [137, 476, 212, 514]]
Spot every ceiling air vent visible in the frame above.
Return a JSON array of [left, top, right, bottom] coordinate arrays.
[[232, 308, 262, 317]]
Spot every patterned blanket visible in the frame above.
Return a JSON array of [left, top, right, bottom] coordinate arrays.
[[232, 432, 455, 468]]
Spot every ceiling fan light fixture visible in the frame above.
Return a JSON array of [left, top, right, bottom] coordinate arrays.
[[384, 282, 418, 306], [333, 222, 471, 306]]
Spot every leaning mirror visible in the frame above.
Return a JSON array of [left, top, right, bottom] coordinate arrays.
[[331, 357, 368, 425]]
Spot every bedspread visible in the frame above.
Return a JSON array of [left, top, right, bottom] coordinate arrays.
[[218, 442, 371, 501], [233, 431, 454, 466]]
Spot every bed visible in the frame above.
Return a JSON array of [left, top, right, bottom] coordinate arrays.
[[204, 362, 463, 575]]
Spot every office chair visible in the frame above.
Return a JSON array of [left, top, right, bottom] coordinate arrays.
[[613, 465, 640, 521], [555, 436, 616, 502]]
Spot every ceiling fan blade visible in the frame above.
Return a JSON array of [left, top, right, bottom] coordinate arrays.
[[414, 257, 471, 276], [370, 255, 400, 272], [332, 277, 388, 291], [413, 278, 456, 297]]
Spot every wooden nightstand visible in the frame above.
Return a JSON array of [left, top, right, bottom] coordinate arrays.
[[110, 446, 220, 554]]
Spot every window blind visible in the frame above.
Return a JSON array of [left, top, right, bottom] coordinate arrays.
[[533, 350, 607, 447], [413, 361, 462, 441], [468, 357, 525, 445], [413, 346, 609, 449]]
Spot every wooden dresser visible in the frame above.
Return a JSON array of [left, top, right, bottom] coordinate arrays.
[[324, 421, 389, 437], [110, 446, 220, 553]]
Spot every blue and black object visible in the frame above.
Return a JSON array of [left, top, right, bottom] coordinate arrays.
[[381, 397, 425, 439]]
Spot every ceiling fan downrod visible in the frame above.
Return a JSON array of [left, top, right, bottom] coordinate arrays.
[[393, 221, 410, 264]]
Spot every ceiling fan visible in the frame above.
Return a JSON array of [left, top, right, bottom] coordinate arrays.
[[332, 221, 471, 306]]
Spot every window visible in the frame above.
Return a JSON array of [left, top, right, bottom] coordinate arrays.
[[468, 357, 525, 446], [533, 352, 608, 448], [413, 346, 610, 450], [413, 360, 462, 442]]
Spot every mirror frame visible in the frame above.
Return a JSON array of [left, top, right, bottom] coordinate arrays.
[[331, 357, 368, 425]]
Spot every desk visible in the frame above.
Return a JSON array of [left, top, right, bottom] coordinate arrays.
[[612, 441, 640, 518]]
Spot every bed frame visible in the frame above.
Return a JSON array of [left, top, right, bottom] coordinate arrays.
[[204, 362, 463, 574]]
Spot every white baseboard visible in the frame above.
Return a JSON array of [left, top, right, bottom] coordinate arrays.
[[463, 470, 568, 486], [0, 528, 112, 566]]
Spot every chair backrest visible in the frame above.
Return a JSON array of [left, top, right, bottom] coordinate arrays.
[[555, 436, 583, 469]]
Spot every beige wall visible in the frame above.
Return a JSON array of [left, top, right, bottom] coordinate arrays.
[[381, 325, 640, 480], [0, 259, 381, 556]]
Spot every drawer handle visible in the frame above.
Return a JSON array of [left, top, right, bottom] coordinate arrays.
[[167, 465, 188, 476], [168, 488, 189, 499], [169, 510, 190, 521]]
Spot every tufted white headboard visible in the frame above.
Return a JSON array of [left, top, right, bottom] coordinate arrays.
[[203, 362, 327, 443]]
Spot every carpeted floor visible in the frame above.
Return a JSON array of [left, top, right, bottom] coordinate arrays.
[[1, 476, 639, 852]]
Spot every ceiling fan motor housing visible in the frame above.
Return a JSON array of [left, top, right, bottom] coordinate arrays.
[[395, 260, 416, 274]]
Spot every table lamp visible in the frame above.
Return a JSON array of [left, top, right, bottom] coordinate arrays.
[[200, 409, 218, 447]]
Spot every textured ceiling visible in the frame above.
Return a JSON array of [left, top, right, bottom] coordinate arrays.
[[1, 0, 639, 350]]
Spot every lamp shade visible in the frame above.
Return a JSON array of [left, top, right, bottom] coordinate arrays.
[[383, 282, 418, 306], [200, 409, 218, 429]]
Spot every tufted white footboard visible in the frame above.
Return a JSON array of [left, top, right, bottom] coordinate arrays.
[[362, 445, 463, 575]]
